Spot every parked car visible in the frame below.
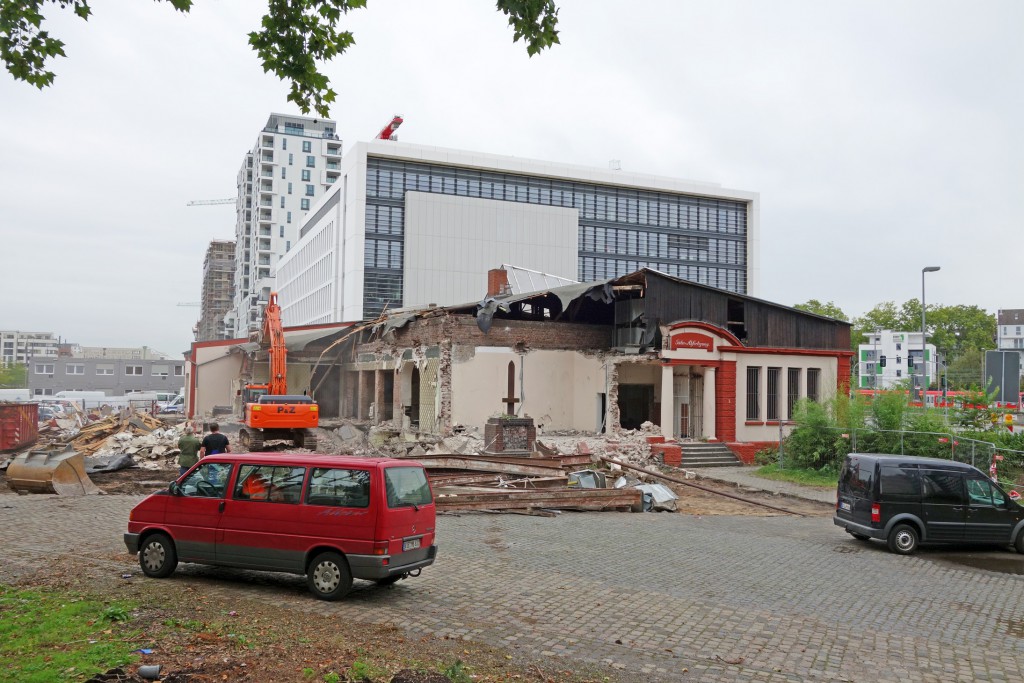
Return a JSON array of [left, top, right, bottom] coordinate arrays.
[[37, 405, 59, 422], [124, 453, 438, 600], [833, 453, 1024, 555]]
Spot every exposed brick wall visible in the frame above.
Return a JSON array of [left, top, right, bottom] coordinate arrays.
[[358, 315, 612, 354], [715, 361, 737, 442], [727, 441, 778, 464]]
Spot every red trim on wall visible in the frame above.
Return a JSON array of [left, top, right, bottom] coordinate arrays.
[[661, 359, 731, 368], [187, 349, 197, 419], [727, 441, 779, 465], [718, 345, 855, 358], [715, 361, 737, 442], [667, 321, 742, 347]]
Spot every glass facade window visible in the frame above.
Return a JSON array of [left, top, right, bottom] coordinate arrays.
[[302, 140, 312, 153], [361, 158, 749, 320], [302, 169, 311, 181]]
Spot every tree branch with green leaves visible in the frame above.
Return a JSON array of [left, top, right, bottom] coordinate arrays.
[[1, 0, 561, 117]]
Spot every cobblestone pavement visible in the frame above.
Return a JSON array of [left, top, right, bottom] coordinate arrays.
[[2, 493, 1023, 682]]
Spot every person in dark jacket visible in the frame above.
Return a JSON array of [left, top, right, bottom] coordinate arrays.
[[198, 423, 231, 458]]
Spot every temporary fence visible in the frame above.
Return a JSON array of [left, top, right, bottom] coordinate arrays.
[[778, 425, 1024, 498]]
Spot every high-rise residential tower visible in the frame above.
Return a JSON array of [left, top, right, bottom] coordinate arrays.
[[224, 113, 342, 337], [197, 240, 236, 341]]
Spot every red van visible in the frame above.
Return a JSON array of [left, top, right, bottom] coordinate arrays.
[[124, 453, 437, 600]]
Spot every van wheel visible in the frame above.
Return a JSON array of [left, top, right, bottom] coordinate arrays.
[[1015, 531, 1024, 554], [307, 552, 352, 601], [887, 524, 919, 555], [139, 533, 178, 578], [849, 532, 870, 541]]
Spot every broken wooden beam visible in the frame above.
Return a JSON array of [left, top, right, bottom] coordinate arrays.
[[406, 456, 561, 478], [435, 487, 641, 512]]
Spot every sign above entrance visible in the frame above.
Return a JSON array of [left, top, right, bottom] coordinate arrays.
[[671, 332, 715, 352]]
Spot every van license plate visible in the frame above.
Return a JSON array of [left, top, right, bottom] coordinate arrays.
[[403, 538, 420, 551], [839, 501, 851, 511]]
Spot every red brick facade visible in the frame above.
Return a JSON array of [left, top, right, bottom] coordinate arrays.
[[715, 361, 737, 442], [727, 441, 778, 465]]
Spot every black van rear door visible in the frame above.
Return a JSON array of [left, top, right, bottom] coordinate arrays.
[[920, 469, 966, 542]]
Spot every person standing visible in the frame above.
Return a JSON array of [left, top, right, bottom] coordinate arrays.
[[198, 422, 231, 458], [176, 427, 202, 477]]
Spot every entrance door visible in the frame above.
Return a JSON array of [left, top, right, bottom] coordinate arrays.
[[617, 384, 654, 430], [688, 375, 704, 439]]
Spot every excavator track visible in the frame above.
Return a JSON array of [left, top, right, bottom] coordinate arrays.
[[249, 429, 265, 452], [299, 428, 318, 452]]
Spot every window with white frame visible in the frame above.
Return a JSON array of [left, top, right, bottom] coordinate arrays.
[[96, 364, 114, 375], [746, 367, 761, 420], [807, 368, 820, 402], [174, 365, 184, 376], [33, 388, 54, 396], [126, 365, 143, 376], [152, 364, 169, 377], [66, 364, 84, 375], [35, 363, 54, 374]]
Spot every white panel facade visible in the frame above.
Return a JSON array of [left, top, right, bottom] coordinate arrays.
[[403, 193, 578, 309]]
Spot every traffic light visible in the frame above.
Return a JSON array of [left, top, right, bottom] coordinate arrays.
[[880, 355, 887, 367]]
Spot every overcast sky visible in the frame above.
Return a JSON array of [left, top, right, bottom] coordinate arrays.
[[2, 0, 1021, 356]]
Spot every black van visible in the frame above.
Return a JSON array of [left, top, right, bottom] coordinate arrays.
[[833, 453, 1024, 555]]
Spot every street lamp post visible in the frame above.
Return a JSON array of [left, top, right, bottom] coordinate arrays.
[[920, 266, 941, 403]]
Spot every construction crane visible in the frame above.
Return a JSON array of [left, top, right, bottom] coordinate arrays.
[[238, 292, 319, 451], [376, 115, 403, 141], [177, 302, 200, 307], [186, 198, 234, 206]]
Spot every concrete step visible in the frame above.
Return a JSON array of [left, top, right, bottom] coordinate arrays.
[[678, 443, 742, 467]]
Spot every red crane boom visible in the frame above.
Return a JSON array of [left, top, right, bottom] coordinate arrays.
[[376, 115, 403, 141]]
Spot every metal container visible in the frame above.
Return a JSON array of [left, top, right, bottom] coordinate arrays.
[[0, 402, 38, 452]]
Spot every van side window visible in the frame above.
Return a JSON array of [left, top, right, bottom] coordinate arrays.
[[921, 470, 965, 505], [384, 467, 432, 508], [233, 465, 306, 503], [307, 468, 370, 508], [180, 463, 233, 498], [967, 478, 1005, 506], [879, 466, 920, 499]]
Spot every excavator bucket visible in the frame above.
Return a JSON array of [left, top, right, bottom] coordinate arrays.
[[6, 449, 102, 496]]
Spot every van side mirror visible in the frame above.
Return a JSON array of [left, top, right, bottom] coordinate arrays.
[[169, 481, 182, 496]]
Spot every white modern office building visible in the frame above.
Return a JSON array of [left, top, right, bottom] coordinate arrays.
[[1, 330, 58, 365], [857, 329, 937, 390], [276, 141, 759, 326], [225, 114, 343, 337]]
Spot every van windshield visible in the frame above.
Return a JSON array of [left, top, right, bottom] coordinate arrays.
[[384, 467, 432, 508]]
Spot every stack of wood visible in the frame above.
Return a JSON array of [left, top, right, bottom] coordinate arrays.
[[70, 411, 167, 455], [401, 441, 642, 514]]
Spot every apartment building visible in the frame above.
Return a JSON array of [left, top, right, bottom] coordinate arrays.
[[197, 239, 236, 341], [1, 330, 58, 365], [857, 329, 937, 390], [997, 309, 1024, 376], [225, 114, 343, 337], [27, 354, 186, 396]]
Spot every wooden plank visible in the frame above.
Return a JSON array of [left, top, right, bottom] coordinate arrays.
[[398, 453, 565, 470], [412, 456, 559, 478], [435, 487, 641, 511]]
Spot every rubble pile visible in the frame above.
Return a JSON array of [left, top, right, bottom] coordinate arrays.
[[49, 411, 187, 470]]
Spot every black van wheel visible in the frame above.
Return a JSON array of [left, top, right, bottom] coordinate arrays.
[[307, 552, 352, 601], [887, 524, 919, 555], [139, 533, 178, 578], [1015, 532, 1024, 554]]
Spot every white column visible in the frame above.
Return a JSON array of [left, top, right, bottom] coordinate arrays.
[[660, 365, 674, 439], [703, 367, 716, 441]]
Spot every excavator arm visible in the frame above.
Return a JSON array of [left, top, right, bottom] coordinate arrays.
[[262, 292, 288, 396]]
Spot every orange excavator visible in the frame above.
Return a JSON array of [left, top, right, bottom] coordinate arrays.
[[238, 293, 319, 451]]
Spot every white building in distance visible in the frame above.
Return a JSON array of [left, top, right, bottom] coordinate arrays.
[[225, 113, 343, 337], [857, 329, 937, 391], [275, 141, 759, 326], [1, 330, 58, 365]]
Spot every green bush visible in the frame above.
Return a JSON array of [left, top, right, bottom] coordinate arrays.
[[754, 445, 778, 466]]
